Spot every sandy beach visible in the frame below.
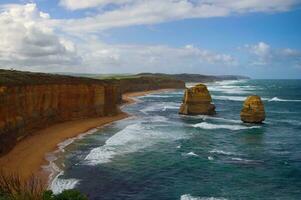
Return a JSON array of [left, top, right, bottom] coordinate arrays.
[[0, 89, 175, 182]]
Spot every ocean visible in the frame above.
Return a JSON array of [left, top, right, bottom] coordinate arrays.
[[48, 79, 301, 200]]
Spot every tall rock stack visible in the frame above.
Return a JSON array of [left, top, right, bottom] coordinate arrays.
[[179, 84, 215, 115], [240, 95, 265, 123]]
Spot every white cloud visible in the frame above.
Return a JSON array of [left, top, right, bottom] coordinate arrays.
[[1, 3, 300, 75], [0, 3, 80, 70], [59, 0, 133, 10], [244, 42, 301, 66], [57, 0, 300, 33], [0, 3, 238, 73], [78, 40, 236, 73]]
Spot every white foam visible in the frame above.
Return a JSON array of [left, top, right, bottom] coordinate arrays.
[[181, 194, 227, 200], [212, 95, 246, 101], [208, 156, 214, 160], [229, 157, 263, 164], [162, 105, 179, 111], [200, 116, 242, 124], [209, 149, 239, 156], [269, 97, 301, 102], [140, 94, 172, 98], [186, 152, 199, 157], [193, 122, 260, 131], [141, 102, 180, 113], [50, 172, 80, 194], [85, 122, 185, 165]]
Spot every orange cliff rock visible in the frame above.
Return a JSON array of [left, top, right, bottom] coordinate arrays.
[[179, 84, 215, 115], [240, 95, 265, 123], [0, 70, 121, 156]]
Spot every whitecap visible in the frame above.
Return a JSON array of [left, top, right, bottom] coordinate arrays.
[[212, 95, 246, 101], [181, 194, 228, 200], [200, 116, 242, 124], [227, 157, 264, 165], [85, 123, 185, 165], [185, 152, 199, 157], [268, 97, 301, 102], [208, 156, 214, 160], [50, 172, 80, 194], [193, 122, 260, 131], [209, 149, 239, 156], [141, 102, 180, 113]]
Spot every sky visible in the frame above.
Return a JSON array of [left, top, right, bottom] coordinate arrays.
[[0, 0, 301, 78]]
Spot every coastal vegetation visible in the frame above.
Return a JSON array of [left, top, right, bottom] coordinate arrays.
[[0, 170, 87, 200]]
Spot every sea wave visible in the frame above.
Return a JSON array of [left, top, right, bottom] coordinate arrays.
[[212, 95, 247, 101], [193, 122, 260, 130], [181, 194, 227, 200], [268, 97, 301, 102], [184, 152, 199, 157], [85, 122, 185, 165], [50, 172, 80, 194], [211, 95, 295, 102], [209, 149, 239, 156], [140, 102, 180, 113], [227, 157, 264, 165], [200, 116, 242, 124]]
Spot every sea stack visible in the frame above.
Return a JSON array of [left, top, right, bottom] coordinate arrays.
[[179, 84, 215, 115], [240, 95, 265, 123]]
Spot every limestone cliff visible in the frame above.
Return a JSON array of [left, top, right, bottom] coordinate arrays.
[[240, 95, 265, 123], [0, 70, 120, 156], [108, 77, 185, 102], [179, 84, 215, 115]]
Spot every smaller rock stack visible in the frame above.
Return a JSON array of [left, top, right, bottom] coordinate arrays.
[[179, 84, 215, 115], [240, 95, 265, 123]]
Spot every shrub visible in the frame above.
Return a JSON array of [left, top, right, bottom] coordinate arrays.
[[0, 170, 88, 200], [0, 170, 45, 200], [43, 189, 88, 200]]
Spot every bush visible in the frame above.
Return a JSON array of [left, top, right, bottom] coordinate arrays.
[[43, 189, 88, 200], [0, 170, 45, 200], [0, 170, 88, 200]]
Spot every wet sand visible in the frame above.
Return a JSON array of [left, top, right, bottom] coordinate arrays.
[[0, 88, 176, 182]]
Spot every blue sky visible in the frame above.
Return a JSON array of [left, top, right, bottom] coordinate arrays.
[[0, 0, 301, 78]]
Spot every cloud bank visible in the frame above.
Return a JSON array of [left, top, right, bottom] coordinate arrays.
[[59, 0, 301, 32], [0, 1, 300, 76], [0, 3, 80, 71]]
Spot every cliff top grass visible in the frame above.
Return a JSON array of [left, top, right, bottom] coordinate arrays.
[[0, 69, 110, 86]]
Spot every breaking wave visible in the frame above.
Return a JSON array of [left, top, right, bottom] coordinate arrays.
[[181, 194, 228, 200], [268, 97, 301, 102], [193, 122, 260, 130], [85, 122, 185, 165], [209, 149, 239, 156], [50, 172, 80, 194]]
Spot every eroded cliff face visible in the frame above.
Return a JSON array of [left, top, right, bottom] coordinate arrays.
[[0, 70, 185, 156], [0, 82, 120, 156], [179, 84, 215, 115], [240, 95, 265, 123]]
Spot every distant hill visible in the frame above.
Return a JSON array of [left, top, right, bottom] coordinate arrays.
[[137, 73, 250, 83], [58, 72, 250, 83]]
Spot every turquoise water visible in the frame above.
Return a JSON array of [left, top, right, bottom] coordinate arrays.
[[50, 80, 301, 200]]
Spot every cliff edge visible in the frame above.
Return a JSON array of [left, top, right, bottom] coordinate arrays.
[[0, 70, 120, 156]]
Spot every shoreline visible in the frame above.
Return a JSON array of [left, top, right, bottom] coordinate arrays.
[[0, 88, 177, 186]]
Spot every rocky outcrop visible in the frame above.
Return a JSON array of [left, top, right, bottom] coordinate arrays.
[[0, 70, 120, 156], [179, 84, 215, 115], [240, 95, 265, 123]]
